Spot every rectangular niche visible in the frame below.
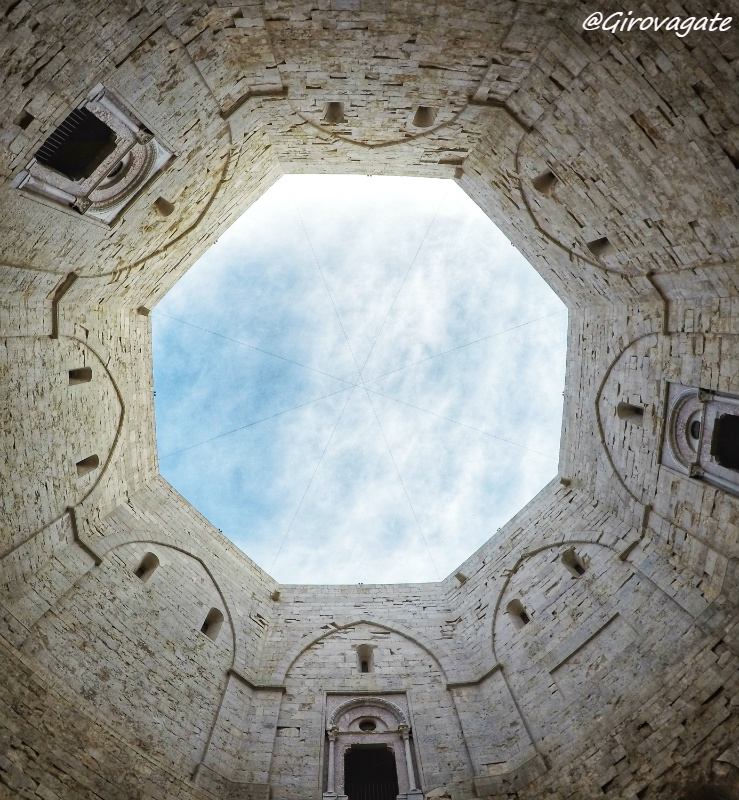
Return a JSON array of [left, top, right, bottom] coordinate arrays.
[[68, 367, 92, 385]]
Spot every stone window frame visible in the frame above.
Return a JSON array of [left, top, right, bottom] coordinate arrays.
[[11, 83, 174, 225], [660, 381, 739, 496]]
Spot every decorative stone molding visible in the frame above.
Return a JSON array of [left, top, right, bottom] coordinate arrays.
[[328, 696, 409, 728], [12, 84, 172, 224], [661, 382, 739, 495], [325, 695, 421, 799]]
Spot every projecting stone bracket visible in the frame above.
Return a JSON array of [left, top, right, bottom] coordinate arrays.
[[472, 753, 548, 797]]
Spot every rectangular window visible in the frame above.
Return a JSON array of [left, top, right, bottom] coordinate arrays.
[[35, 108, 117, 181]]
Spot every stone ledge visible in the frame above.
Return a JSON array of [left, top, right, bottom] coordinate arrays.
[[195, 764, 270, 800], [473, 754, 548, 797]]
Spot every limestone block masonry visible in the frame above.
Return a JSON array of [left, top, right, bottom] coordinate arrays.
[[1, 1, 738, 799]]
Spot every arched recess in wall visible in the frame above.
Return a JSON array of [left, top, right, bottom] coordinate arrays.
[[11, 537, 239, 659], [516, 52, 739, 277], [1, 24, 234, 284], [270, 617, 456, 686], [489, 539, 712, 664], [0, 336, 123, 557], [272, 621, 471, 797], [595, 330, 739, 603], [597, 332, 739, 529], [265, 3, 558, 148], [489, 541, 708, 762], [492, 541, 605, 662], [469, 533, 618, 669], [18, 540, 235, 773], [596, 333, 664, 506], [92, 533, 241, 668], [458, 105, 637, 306]]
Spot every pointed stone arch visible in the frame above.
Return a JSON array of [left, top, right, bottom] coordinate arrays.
[[270, 617, 457, 685], [97, 533, 241, 669]]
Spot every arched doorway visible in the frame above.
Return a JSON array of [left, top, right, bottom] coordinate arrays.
[[344, 745, 399, 800], [323, 695, 423, 799]]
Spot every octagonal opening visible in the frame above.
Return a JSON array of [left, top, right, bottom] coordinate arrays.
[[152, 175, 567, 584]]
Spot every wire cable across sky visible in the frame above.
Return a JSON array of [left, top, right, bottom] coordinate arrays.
[[152, 174, 568, 584]]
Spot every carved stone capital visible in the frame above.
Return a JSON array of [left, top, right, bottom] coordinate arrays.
[[73, 196, 92, 213], [136, 128, 154, 144]]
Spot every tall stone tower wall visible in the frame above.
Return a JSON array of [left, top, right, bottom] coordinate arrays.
[[1, 1, 738, 798]]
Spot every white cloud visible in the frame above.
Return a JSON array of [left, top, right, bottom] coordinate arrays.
[[153, 174, 567, 584]]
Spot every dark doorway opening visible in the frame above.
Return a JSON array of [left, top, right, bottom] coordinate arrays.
[[711, 414, 739, 471], [344, 745, 399, 800], [35, 107, 117, 181]]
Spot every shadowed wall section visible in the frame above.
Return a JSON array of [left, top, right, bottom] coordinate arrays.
[[0, 0, 738, 798], [16, 543, 233, 772]]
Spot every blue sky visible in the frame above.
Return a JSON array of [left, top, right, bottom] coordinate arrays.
[[152, 175, 567, 584]]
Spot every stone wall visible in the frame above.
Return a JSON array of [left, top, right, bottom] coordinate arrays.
[[1, 0, 738, 798]]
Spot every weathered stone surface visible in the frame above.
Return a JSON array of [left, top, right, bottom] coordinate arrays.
[[0, 1, 738, 799]]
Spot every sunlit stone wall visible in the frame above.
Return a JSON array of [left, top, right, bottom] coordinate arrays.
[[1, 1, 738, 799]]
